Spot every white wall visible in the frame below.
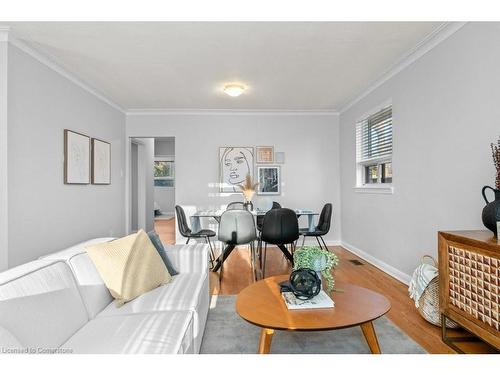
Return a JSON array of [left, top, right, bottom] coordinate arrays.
[[155, 137, 175, 156], [130, 138, 155, 233], [127, 113, 341, 244], [0, 33, 8, 271], [7, 44, 126, 267], [154, 185, 175, 215], [339, 23, 500, 281]]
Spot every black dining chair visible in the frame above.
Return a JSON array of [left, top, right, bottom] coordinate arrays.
[[256, 201, 282, 232], [226, 201, 245, 210], [299, 203, 332, 250], [212, 210, 257, 279], [259, 208, 299, 278], [175, 205, 217, 267]]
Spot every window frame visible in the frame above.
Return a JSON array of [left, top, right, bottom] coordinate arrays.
[[354, 102, 394, 194], [154, 156, 175, 188]]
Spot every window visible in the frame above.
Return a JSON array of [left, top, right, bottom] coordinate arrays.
[[154, 159, 175, 187], [356, 105, 393, 188]]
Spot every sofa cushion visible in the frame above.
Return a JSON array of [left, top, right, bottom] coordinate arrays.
[[97, 272, 209, 349], [64, 311, 194, 354], [41, 238, 116, 319], [0, 260, 88, 349], [148, 230, 179, 276], [41, 240, 209, 321], [165, 243, 209, 274], [98, 273, 205, 316], [86, 230, 172, 306]]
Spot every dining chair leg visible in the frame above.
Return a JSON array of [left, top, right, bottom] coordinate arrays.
[[258, 238, 265, 277], [205, 236, 216, 269], [186, 238, 190, 245], [250, 241, 258, 282], [319, 236, 328, 251], [262, 243, 267, 279], [257, 238, 262, 265], [212, 244, 236, 272], [277, 244, 294, 265], [315, 236, 323, 249], [301, 235, 306, 248]]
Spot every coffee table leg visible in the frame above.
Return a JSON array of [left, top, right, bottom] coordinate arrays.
[[258, 328, 274, 354], [360, 321, 381, 354]]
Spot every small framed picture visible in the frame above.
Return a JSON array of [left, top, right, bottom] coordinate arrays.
[[91, 138, 111, 185], [275, 151, 285, 164], [256, 146, 274, 164], [257, 165, 280, 195], [64, 129, 90, 184]]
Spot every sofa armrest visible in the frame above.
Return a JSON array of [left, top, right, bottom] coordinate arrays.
[[164, 244, 209, 274]]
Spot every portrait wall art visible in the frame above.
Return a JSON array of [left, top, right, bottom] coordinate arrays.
[[219, 146, 254, 193], [64, 129, 90, 184]]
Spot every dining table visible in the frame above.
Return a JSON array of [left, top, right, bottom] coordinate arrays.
[[190, 208, 319, 233], [191, 207, 319, 279]]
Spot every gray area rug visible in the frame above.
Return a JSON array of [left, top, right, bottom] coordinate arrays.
[[200, 295, 426, 354]]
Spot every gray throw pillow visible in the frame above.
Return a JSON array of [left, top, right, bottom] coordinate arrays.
[[147, 231, 179, 276]]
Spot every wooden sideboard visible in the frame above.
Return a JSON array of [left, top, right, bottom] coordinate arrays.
[[438, 230, 500, 352]]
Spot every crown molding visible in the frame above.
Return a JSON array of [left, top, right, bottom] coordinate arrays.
[[126, 108, 339, 116], [339, 22, 467, 114], [8, 34, 125, 114], [0, 26, 10, 42]]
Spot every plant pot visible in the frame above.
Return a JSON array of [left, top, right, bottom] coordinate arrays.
[[311, 255, 327, 290], [311, 255, 327, 273], [481, 186, 500, 237]]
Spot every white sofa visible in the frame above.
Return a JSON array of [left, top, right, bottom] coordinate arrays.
[[0, 238, 210, 354]]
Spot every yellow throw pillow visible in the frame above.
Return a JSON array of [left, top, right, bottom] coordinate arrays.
[[86, 229, 171, 306]]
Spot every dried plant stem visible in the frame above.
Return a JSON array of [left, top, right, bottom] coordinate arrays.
[[492, 137, 500, 190]]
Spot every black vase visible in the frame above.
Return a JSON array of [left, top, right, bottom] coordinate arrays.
[[481, 186, 500, 237]]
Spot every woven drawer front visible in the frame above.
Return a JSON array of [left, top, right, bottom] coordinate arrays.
[[448, 246, 500, 331]]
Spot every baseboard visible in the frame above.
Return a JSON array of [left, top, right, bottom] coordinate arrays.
[[340, 241, 411, 286], [301, 238, 341, 247]]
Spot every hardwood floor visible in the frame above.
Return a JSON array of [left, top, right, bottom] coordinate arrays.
[[154, 218, 176, 244], [154, 218, 497, 354]]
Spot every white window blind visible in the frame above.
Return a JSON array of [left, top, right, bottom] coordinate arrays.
[[356, 106, 392, 164]]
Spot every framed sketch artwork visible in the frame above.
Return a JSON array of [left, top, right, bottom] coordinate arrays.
[[64, 129, 90, 184], [256, 146, 274, 163], [219, 147, 254, 193], [91, 138, 111, 184], [257, 165, 280, 195]]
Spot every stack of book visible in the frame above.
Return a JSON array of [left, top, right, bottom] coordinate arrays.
[[281, 290, 335, 310]]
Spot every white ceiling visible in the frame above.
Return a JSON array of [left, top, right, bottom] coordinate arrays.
[[4, 22, 444, 111]]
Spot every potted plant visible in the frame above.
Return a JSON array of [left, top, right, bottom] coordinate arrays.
[[481, 136, 500, 237], [237, 174, 259, 210], [293, 246, 339, 291]]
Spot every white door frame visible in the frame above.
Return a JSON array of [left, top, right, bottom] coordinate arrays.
[[128, 138, 147, 233]]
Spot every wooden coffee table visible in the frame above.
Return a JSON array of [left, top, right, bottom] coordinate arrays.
[[236, 275, 391, 354]]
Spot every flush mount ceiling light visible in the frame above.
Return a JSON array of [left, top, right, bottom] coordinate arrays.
[[223, 83, 245, 97]]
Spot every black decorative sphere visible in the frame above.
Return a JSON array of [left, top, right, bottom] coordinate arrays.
[[289, 268, 321, 300]]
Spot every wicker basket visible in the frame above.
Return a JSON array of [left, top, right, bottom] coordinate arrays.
[[417, 255, 459, 329]]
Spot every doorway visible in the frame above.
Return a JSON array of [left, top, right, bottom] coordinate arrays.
[[128, 137, 176, 244]]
